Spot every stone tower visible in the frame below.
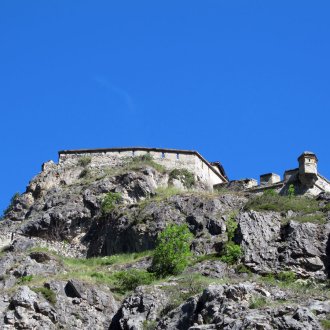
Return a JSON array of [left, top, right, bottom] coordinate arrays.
[[298, 151, 318, 187]]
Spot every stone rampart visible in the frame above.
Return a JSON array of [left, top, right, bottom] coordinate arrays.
[[58, 147, 226, 188]]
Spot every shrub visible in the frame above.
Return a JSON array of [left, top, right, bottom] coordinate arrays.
[[220, 242, 242, 264], [101, 192, 122, 214], [321, 319, 330, 329], [220, 212, 242, 264], [236, 264, 252, 275], [78, 156, 91, 167], [128, 154, 166, 173], [169, 169, 195, 189], [114, 269, 155, 292], [263, 189, 277, 196], [32, 287, 57, 305], [3, 192, 20, 216], [249, 296, 267, 309], [287, 184, 295, 197], [79, 168, 91, 179], [142, 320, 158, 330], [226, 212, 238, 241], [19, 275, 33, 284], [151, 224, 194, 277], [276, 271, 296, 283]]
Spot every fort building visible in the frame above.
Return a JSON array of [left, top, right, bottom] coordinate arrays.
[[215, 151, 330, 196], [58, 147, 228, 189]]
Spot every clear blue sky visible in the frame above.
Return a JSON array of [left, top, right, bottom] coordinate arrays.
[[1, 1, 330, 213]]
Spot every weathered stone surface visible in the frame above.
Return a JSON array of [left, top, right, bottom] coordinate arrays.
[[85, 194, 246, 257], [238, 211, 330, 279], [157, 283, 322, 330], [110, 285, 169, 330]]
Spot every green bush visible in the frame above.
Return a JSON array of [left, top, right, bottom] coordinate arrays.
[[220, 242, 242, 264], [169, 169, 195, 189], [249, 296, 267, 309], [128, 154, 166, 173], [3, 192, 20, 216], [114, 269, 155, 292], [79, 168, 91, 179], [321, 319, 330, 329], [276, 271, 296, 283], [220, 212, 242, 264], [236, 264, 252, 274], [151, 224, 193, 277], [263, 189, 277, 196], [78, 156, 91, 167], [101, 192, 122, 214], [19, 275, 33, 284], [226, 212, 238, 241], [142, 320, 158, 330], [32, 287, 57, 305], [287, 184, 295, 197]]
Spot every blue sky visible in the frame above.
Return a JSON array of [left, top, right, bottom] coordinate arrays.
[[1, 1, 330, 213]]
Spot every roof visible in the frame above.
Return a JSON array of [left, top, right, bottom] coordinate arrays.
[[58, 146, 228, 182], [298, 151, 318, 162]]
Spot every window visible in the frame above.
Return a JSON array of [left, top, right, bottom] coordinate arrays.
[[132, 150, 135, 156], [161, 152, 165, 159], [176, 153, 179, 160]]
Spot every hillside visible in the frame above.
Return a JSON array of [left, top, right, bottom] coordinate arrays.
[[1, 155, 330, 329]]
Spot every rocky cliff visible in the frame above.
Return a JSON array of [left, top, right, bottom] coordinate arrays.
[[1, 156, 330, 329]]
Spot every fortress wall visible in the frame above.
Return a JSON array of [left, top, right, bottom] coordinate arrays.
[[59, 149, 224, 188], [316, 175, 330, 193]]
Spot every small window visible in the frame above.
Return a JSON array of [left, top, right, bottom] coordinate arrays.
[[176, 153, 179, 160], [161, 152, 165, 159], [132, 150, 135, 156]]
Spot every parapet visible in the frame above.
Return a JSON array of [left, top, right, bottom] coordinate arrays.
[[260, 173, 281, 186]]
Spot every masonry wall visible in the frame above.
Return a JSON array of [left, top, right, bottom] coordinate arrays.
[[58, 150, 224, 188]]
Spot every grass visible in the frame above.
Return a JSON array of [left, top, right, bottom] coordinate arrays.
[[249, 296, 267, 309], [18, 275, 34, 284], [32, 286, 57, 305], [286, 213, 327, 225], [126, 154, 167, 174], [62, 250, 152, 269], [137, 186, 185, 210], [245, 194, 321, 214], [78, 156, 91, 167], [168, 169, 195, 189], [321, 319, 330, 329]]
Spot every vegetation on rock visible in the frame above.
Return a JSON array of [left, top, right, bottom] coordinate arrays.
[[101, 192, 122, 214], [169, 168, 195, 188], [151, 224, 193, 277]]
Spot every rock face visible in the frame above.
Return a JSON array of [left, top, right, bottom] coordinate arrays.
[[112, 283, 323, 330], [85, 193, 246, 257], [238, 211, 330, 279], [2, 155, 330, 329]]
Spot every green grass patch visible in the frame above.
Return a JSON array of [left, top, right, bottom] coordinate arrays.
[[18, 275, 34, 284], [32, 287, 57, 305], [62, 250, 152, 270], [101, 192, 122, 214], [321, 319, 330, 329], [287, 213, 326, 225], [245, 194, 320, 213], [249, 296, 267, 309], [126, 154, 166, 173], [169, 169, 195, 189], [113, 269, 156, 293], [78, 156, 91, 167]]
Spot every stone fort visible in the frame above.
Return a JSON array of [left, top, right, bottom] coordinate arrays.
[[58, 147, 330, 195]]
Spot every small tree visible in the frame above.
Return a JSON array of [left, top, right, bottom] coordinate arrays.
[[151, 224, 193, 277], [287, 184, 295, 198]]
